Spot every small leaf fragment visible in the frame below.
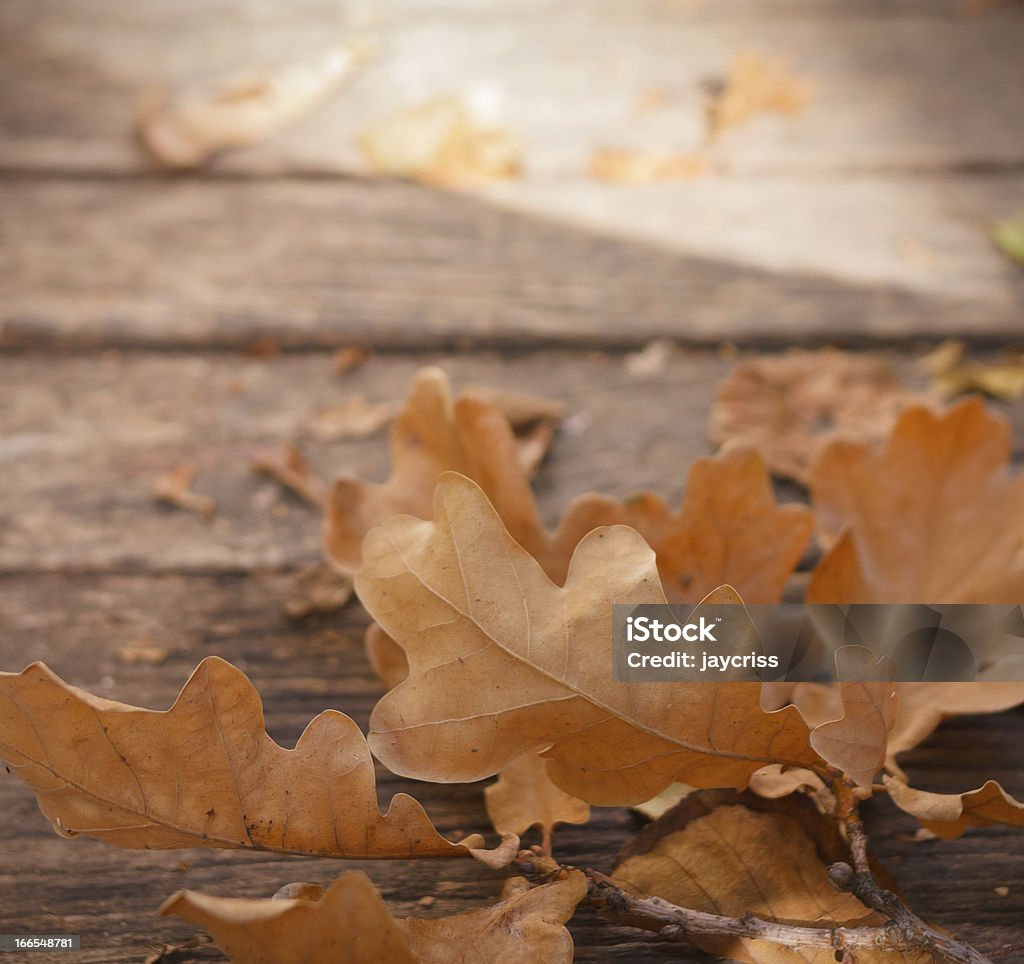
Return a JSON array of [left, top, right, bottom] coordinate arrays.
[[885, 777, 1024, 838], [162, 870, 587, 964], [485, 750, 591, 852]]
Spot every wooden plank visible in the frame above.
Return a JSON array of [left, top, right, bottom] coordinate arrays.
[[0, 349, 726, 572], [3, 0, 1023, 176], [1, 571, 1021, 962], [2, 177, 1023, 351], [6, 347, 1024, 573]]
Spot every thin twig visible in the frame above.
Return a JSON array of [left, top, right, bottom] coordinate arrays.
[[588, 870, 912, 953], [518, 777, 996, 964]]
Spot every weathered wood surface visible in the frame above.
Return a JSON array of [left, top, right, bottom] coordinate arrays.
[[2, 176, 1022, 352], [4, 0, 1023, 175], [0, 350, 736, 571], [4, 1, 1024, 960], [2, 0, 1024, 341], [1, 572, 1022, 963]]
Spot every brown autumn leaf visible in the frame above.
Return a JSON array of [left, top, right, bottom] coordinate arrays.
[[619, 443, 812, 604], [281, 561, 354, 622], [163, 870, 587, 964], [484, 751, 591, 852], [808, 647, 896, 790], [326, 367, 607, 578], [329, 368, 811, 602], [138, 43, 369, 169], [253, 443, 327, 508], [884, 777, 1024, 839], [588, 149, 708, 183], [359, 96, 522, 186], [358, 473, 819, 806], [611, 794, 928, 963], [359, 442, 809, 695], [887, 679, 1024, 765], [0, 656, 513, 864], [301, 395, 399, 442], [153, 462, 216, 518], [365, 622, 410, 691], [808, 398, 1024, 602], [921, 340, 1024, 401], [710, 349, 920, 484], [706, 52, 814, 136]]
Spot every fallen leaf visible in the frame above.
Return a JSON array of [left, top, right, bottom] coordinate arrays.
[[117, 642, 169, 666], [612, 791, 926, 963], [619, 443, 813, 604], [886, 679, 1024, 764], [359, 95, 521, 186], [329, 369, 810, 603], [623, 338, 674, 378], [138, 42, 369, 168], [747, 765, 827, 802], [993, 213, 1024, 269], [921, 339, 1024, 401], [163, 870, 586, 964], [631, 783, 695, 820], [710, 349, 920, 483], [808, 398, 1024, 602], [707, 52, 814, 135], [302, 396, 398, 442], [358, 473, 817, 805], [588, 149, 708, 183], [462, 386, 567, 430], [365, 622, 410, 690], [272, 882, 325, 901], [253, 443, 327, 508], [153, 463, 216, 518], [884, 777, 1024, 839], [808, 647, 896, 789], [333, 346, 371, 375], [485, 750, 591, 852], [0, 656, 512, 863], [282, 562, 354, 621]]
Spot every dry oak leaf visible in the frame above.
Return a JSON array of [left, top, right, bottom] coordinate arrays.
[[484, 750, 591, 852], [162, 869, 586, 964], [139, 42, 369, 169], [710, 349, 919, 484], [326, 366, 603, 579], [706, 52, 814, 136], [329, 367, 812, 602], [767, 675, 1024, 776], [884, 777, 1024, 839], [808, 647, 896, 790], [0, 657, 513, 864], [618, 443, 813, 604], [612, 798, 928, 963], [358, 473, 819, 806], [808, 397, 1024, 602], [588, 149, 708, 183], [359, 95, 522, 187]]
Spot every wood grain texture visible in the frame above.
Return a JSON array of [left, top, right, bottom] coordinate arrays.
[[3, 0, 1024, 327], [3, 176, 1023, 351], [1, 572, 1021, 963], [0, 349, 735, 571], [4, 0, 1023, 175]]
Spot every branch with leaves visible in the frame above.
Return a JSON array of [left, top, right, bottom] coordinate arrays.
[[3, 360, 1024, 962]]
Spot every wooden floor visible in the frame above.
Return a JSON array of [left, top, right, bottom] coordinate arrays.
[[1, 2, 1023, 961]]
